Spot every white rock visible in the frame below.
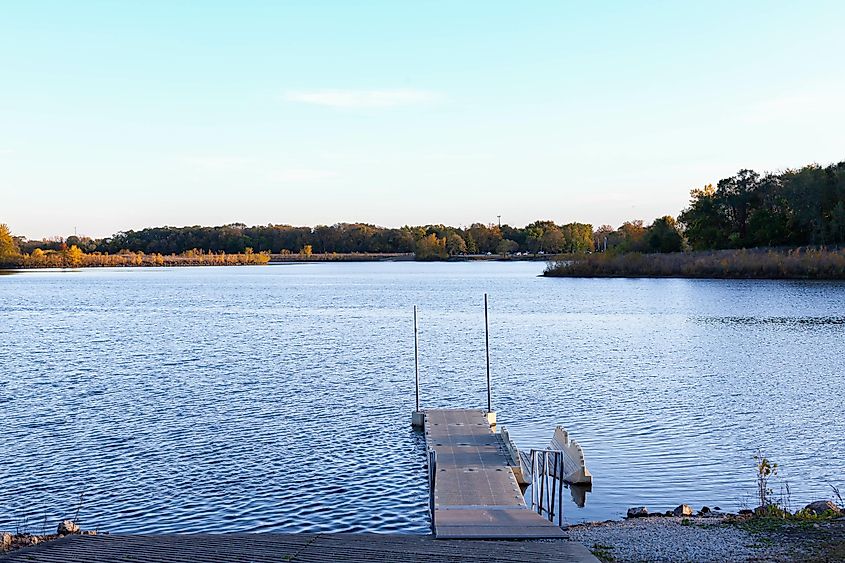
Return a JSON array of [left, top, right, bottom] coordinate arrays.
[[57, 520, 80, 535]]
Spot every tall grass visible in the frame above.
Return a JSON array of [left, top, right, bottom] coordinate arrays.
[[16, 248, 271, 268], [544, 247, 845, 279]]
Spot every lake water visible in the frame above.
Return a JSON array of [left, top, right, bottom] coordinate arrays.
[[1, 262, 844, 533]]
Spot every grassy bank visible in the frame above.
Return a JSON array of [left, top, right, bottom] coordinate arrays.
[[270, 252, 413, 262], [8, 248, 271, 268], [544, 247, 845, 279]]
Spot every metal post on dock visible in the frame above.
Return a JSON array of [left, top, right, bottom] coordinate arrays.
[[484, 293, 495, 427], [414, 305, 420, 411], [412, 305, 424, 427]]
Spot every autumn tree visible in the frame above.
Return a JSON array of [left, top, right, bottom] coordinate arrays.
[[594, 225, 615, 251], [29, 248, 46, 267], [0, 224, 21, 265], [415, 233, 447, 260], [560, 223, 594, 252], [65, 244, 84, 268], [446, 234, 467, 256], [541, 227, 565, 253], [617, 220, 648, 252], [496, 239, 519, 256]]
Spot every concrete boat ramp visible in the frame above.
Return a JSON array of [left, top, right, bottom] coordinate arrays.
[[1, 533, 598, 562]]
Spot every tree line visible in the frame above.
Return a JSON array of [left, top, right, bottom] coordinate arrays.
[[12, 221, 596, 261], [679, 161, 845, 249], [3, 159, 844, 267], [577, 160, 845, 255]]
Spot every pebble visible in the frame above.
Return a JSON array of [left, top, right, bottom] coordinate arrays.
[[567, 516, 780, 562]]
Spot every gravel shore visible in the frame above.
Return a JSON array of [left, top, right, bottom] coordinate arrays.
[[566, 516, 845, 562]]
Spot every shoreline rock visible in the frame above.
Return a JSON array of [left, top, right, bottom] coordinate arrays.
[[626, 506, 649, 518], [803, 500, 842, 515], [57, 520, 80, 536], [1, 521, 98, 555], [673, 504, 693, 517]]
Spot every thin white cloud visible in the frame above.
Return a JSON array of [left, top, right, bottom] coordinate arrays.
[[746, 88, 845, 124], [274, 169, 337, 182], [180, 156, 336, 183], [284, 89, 441, 108], [182, 156, 256, 170]]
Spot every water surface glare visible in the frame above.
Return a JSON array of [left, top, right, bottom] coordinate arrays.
[[1, 263, 844, 532]]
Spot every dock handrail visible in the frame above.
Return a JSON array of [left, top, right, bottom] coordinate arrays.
[[427, 448, 437, 526], [530, 449, 566, 526], [503, 425, 592, 486]]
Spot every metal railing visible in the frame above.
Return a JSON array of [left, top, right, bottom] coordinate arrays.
[[530, 449, 566, 526], [427, 449, 438, 528]]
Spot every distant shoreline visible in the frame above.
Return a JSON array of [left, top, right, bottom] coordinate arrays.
[[1, 252, 555, 269], [544, 247, 845, 280]]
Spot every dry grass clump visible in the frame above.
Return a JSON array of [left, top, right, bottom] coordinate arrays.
[[545, 248, 845, 279]]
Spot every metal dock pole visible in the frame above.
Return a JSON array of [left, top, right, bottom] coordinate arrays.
[[412, 305, 424, 427], [484, 293, 495, 427]]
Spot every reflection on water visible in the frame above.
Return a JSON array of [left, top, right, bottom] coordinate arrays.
[[570, 484, 590, 508], [1, 264, 844, 531]]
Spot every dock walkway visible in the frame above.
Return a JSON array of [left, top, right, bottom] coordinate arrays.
[[424, 408, 568, 540]]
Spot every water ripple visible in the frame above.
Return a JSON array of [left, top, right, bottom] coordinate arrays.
[[1, 264, 844, 530]]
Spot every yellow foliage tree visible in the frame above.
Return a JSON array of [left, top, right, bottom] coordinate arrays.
[[415, 233, 448, 261], [29, 248, 46, 267], [0, 223, 21, 266], [67, 245, 84, 268]]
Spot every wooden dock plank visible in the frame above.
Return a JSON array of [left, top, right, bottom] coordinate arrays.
[[424, 408, 569, 539]]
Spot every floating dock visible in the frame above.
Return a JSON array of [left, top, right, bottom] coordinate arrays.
[[422, 408, 568, 539], [411, 297, 592, 540]]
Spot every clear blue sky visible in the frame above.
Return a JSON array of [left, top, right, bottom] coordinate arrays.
[[2, 1, 844, 239]]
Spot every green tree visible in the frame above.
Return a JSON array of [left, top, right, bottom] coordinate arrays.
[[541, 227, 565, 253], [496, 239, 518, 256], [561, 222, 594, 252], [679, 185, 732, 250], [524, 226, 544, 253], [465, 233, 479, 254], [646, 216, 684, 253]]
